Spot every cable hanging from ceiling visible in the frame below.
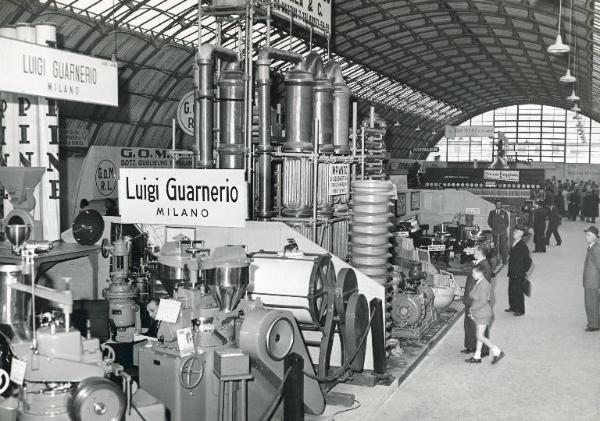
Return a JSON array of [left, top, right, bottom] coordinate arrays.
[[560, 0, 576, 83], [548, 0, 570, 54]]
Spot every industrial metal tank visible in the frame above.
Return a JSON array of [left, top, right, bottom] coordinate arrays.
[[284, 66, 314, 152], [217, 64, 245, 169]]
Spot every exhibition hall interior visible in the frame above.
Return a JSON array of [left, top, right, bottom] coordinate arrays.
[[0, 0, 599, 420]]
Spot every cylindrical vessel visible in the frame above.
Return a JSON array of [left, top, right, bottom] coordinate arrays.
[[218, 65, 245, 169], [284, 67, 314, 151], [313, 76, 334, 153], [332, 82, 351, 154], [282, 157, 313, 217], [0, 265, 31, 341]]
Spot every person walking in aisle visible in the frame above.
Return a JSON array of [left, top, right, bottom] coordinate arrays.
[[506, 225, 532, 317], [465, 265, 505, 364], [488, 200, 509, 265], [545, 203, 562, 246], [530, 201, 548, 253], [461, 245, 493, 356], [583, 226, 600, 332]]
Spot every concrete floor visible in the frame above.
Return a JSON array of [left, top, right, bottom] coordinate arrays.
[[330, 219, 600, 421]]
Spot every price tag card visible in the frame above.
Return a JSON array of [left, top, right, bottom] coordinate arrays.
[[397, 231, 410, 237], [10, 359, 26, 386], [465, 208, 480, 215], [428, 244, 446, 252], [463, 247, 475, 255], [176, 327, 195, 352], [156, 299, 182, 323]]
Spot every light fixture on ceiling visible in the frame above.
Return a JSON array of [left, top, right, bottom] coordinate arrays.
[[548, 0, 570, 54], [431, 128, 437, 135], [573, 113, 582, 120], [571, 104, 581, 113], [415, 124, 422, 132], [394, 121, 400, 127], [560, 68, 576, 83], [567, 89, 580, 102]]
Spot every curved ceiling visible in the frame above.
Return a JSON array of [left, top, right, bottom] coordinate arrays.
[[0, 0, 595, 159]]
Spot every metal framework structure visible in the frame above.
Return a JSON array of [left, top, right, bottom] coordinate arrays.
[[0, 0, 596, 159]]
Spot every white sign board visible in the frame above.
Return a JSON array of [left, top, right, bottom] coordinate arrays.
[[118, 168, 247, 227], [445, 125, 494, 138], [0, 36, 118, 106], [155, 299, 182, 323], [428, 244, 446, 252], [465, 208, 480, 215], [272, 0, 332, 34], [328, 163, 349, 196], [176, 90, 195, 136], [483, 170, 519, 182]]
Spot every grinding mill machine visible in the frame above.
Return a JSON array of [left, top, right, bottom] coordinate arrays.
[[139, 245, 325, 421]]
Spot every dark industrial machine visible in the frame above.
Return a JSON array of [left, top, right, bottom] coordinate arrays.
[[139, 245, 326, 421], [389, 261, 436, 340], [101, 237, 141, 342]]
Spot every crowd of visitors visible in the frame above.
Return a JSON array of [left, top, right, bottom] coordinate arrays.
[[532, 177, 600, 223]]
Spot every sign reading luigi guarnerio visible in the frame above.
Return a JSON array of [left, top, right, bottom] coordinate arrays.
[[118, 169, 247, 227]]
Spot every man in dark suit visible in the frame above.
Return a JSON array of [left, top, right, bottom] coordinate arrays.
[[530, 201, 549, 253], [545, 204, 562, 246], [488, 200, 509, 264], [583, 226, 600, 332], [462, 244, 493, 355], [506, 225, 532, 316]]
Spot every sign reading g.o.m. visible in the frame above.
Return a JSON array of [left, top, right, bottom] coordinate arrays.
[[95, 159, 117, 196]]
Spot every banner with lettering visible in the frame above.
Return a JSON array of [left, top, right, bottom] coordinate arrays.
[[118, 168, 247, 227], [0, 33, 118, 106]]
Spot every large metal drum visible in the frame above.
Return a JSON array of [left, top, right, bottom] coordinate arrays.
[[0, 265, 31, 341], [284, 67, 314, 151], [313, 75, 333, 153], [218, 65, 245, 169], [249, 253, 335, 327]]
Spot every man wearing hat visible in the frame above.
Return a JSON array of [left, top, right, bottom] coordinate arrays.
[[583, 226, 600, 331], [506, 224, 532, 316], [488, 200, 510, 264]]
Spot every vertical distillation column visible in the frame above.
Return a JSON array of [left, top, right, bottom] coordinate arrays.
[[256, 48, 303, 219]]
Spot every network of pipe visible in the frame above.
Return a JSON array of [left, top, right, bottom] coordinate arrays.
[[191, 35, 352, 224]]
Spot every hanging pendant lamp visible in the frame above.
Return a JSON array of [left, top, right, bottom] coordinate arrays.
[[548, 34, 570, 54], [567, 89, 580, 102], [415, 124, 422, 132], [571, 104, 581, 113], [548, 0, 570, 54], [560, 68, 576, 83]]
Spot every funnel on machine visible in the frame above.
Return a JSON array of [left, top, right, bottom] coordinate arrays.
[[201, 245, 251, 312], [0, 167, 45, 212]]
